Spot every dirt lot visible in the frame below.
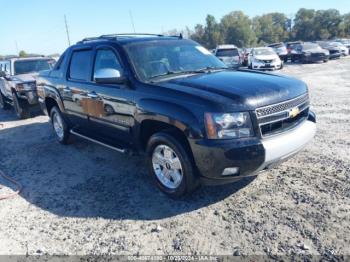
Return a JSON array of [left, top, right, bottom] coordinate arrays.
[[0, 57, 349, 259]]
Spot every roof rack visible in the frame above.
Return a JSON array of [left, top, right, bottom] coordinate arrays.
[[77, 33, 183, 44]]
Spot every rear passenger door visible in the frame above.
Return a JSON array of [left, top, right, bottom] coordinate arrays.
[[60, 48, 95, 129]]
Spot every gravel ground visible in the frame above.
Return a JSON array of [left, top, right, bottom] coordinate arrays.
[[0, 57, 349, 259]]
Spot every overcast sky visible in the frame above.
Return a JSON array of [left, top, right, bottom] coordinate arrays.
[[1, 0, 349, 55]]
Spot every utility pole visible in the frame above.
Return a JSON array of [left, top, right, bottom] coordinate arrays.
[[14, 41, 19, 55], [129, 11, 136, 33], [64, 15, 71, 46]]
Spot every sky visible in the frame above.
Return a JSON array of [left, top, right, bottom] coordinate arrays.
[[1, 0, 349, 55]]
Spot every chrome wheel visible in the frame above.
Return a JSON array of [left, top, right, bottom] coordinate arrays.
[[52, 112, 64, 140], [152, 144, 183, 189]]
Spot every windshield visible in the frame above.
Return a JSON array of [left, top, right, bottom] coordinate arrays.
[[14, 59, 55, 75], [216, 49, 239, 57], [302, 43, 321, 50], [124, 40, 226, 81], [254, 48, 275, 56]]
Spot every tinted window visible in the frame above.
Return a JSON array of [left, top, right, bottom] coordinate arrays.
[[216, 49, 239, 57], [94, 49, 123, 74], [14, 59, 54, 75], [69, 50, 93, 81]]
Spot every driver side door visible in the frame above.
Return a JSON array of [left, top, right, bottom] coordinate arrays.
[[87, 47, 136, 145]]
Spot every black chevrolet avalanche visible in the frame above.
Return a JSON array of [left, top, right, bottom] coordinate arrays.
[[37, 34, 316, 198]]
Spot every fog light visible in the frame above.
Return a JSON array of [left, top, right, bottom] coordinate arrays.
[[222, 167, 240, 176]]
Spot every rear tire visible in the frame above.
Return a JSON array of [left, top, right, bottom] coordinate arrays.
[[146, 131, 198, 198], [0, 91, 10, 110], [12, 92, 30, 119], [50, 106, 70, 144]]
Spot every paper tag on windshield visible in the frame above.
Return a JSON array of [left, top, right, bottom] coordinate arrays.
[[196, 46, 212, 55]]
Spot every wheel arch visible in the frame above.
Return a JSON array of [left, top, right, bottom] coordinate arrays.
[[135, 98, 203, 152]]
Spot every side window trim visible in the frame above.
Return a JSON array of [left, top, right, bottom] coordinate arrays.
[[67, 47, 93, 83], [92, 45, 125, 83]]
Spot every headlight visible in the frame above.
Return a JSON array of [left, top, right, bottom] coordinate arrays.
[[205, 112, 254, 139], [16, 82, 35, 91], [253, 58, 262, 63]]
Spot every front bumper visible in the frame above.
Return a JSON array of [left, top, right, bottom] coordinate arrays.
[[17, 90, 39, 105], [192, 114, 316, 185], [252, 61, 282, 70]]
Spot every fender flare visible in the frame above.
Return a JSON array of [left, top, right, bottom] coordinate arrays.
[[43, 85, 65, 113], [135, 98, 203, 140]]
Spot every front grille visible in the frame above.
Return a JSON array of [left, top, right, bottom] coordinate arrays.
[[256, 93, 310, 137], [263, 60, 273, 63]]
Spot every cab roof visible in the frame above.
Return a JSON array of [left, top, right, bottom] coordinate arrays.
[[75, 33, 184, 46]]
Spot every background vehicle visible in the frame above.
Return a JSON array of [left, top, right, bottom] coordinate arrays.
[[0, 57, 55, 118], [335, 39, 350, 52], [317, 41, 342, 59], [248, 47, 283, 70], [267, 42, 288, 62], [290, 43, 329, 63], [286, 41, 303, 60], [327, 41, 349, 56], [37, 34, 316, 198], [213, 45, 241, 68]]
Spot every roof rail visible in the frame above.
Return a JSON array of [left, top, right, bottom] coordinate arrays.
[[76, 33, 183, 44]]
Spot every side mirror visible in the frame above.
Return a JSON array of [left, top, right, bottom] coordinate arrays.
[[94, 68, 126, 84]]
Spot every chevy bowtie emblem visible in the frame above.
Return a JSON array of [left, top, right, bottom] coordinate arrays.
[[289, 107, 300, 118]]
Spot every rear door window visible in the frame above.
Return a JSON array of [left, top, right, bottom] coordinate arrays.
[[216, 49, 239, 57], [69, 49, 93, 81]]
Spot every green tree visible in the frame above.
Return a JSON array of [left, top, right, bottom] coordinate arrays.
[[253, 13, 289, 44], [190, 24, 206, 46], [220, 11, 256, 47], [341, 13, 350, 37], [19, 50, 27, 57], [293, 8, 316, 41], [204, 15, 223, 49], [313, 9, 342, 40]]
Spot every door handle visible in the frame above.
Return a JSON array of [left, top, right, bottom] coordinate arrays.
[[63, 87, 71, 93], [87, 91, 99, 99]]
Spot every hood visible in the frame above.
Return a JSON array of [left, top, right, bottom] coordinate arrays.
[[11, 73, 38, 83], [157, 70, 308, 109], [255, 54, 279, 60]]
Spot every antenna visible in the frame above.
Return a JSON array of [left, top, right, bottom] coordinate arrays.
[[64, 15, 71, 46], [129, 10, 136, 33]]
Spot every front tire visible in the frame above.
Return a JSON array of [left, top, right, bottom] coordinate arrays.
[[0, 91, 10, 110], [146, 131, 198, 198], [12, 92, 30, 119], [50, 106, 70, 144]]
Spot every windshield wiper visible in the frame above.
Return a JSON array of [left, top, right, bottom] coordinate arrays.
[[148, 70, 180, 81], [148, 67, 229, 82]]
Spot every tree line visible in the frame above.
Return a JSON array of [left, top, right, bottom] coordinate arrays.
[[170, 8, 350, 49]]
